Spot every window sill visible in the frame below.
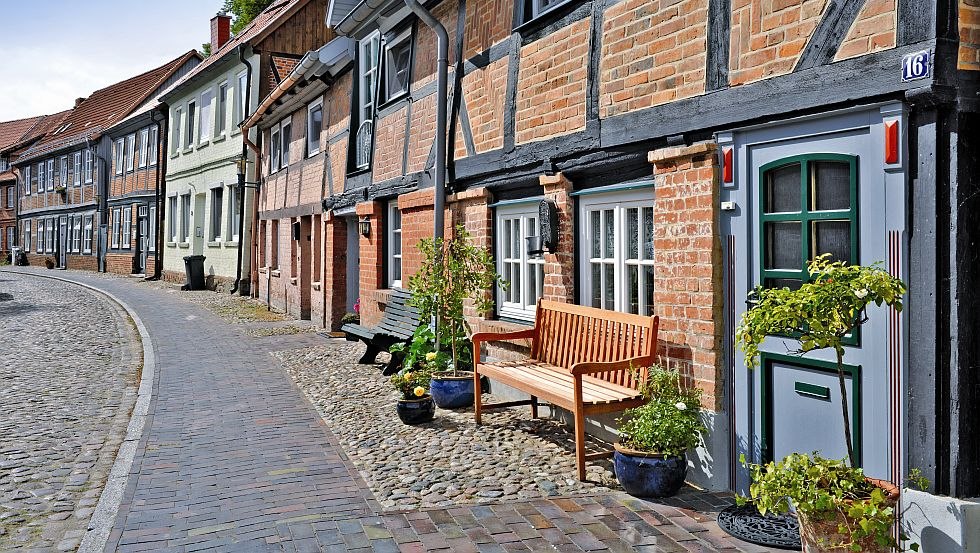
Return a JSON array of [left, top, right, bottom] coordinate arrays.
[[271, 269, 281, 277], [225, 241, 239, 247], [312, 281, 321, 291], [197, 141, 209, 150], [212, 133, 226, 144], [289, 277, 298, 285], [177, 242, 190, 248], [258, 266, 268, 275], [207, 241, 222, 247], [166, 241, 177, 247], [183, 147, 194, 154]]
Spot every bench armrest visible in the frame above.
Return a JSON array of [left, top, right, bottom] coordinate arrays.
[[471, 329, 536, 343], [570, 355, 655, 376]]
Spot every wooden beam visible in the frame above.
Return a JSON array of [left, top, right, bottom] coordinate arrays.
[[795, 0, 869, 72], [706, 0, 731, 91]]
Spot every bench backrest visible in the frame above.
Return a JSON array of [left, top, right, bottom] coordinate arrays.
[[531, 300, 659, 389], [377, 288, 422, 339]]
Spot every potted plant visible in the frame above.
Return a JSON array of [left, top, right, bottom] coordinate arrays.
[[44, 257, 55, 269], [390, 364, 435, 425], [54, 185, 67, 197], [736, 255, 907, 552], [614, 365, 707, 497], [406, 225, 505, 409]]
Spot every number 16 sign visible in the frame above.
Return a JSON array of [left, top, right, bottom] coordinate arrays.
[[901, 49, 932, 82]]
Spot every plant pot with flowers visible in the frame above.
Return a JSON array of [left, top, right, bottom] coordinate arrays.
[[736, 255, 909, 552], [390, 365, 435, 425], [614, 365, 708, 498]]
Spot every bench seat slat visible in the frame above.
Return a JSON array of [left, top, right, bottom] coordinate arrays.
[[480, 361, 641, 406]]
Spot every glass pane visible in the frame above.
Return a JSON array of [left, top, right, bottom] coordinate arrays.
[[627, 208, 638, 260], [512, 264, 521, 303], [392, 234, 401, 256], [535, 265, 544, 301], [603, 209, 614, 258], [644, 266, 655, 316], [765, 278, 803, 291], [642, 207, 654, 260], [528, 266, 537, 308], [393, 257, 401, 280], [590, 211, 601, 258], [502, 219, 512, 258], [628, 265, 639, 314], [591, 264, 601, 308], [812, 220, 851, 263], [604, 264, 614, 309], [765, 163, 801, 214], [765, 221, 802, 270], [812, 161, 850, 211], [512, 219, 520, 258]]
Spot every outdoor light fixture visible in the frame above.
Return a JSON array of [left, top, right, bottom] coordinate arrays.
[[235, 156, 249, 178], [358, 215, 371, 237]]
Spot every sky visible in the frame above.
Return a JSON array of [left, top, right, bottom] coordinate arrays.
[[0, 1, 224, 121]]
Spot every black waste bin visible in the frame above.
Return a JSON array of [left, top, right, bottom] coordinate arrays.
[[182, 255, 206, 290]]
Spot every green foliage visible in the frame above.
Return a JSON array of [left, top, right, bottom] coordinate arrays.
[[738, 453, 900, 552], [905, 468, 930, 492], [407, 225, 506, 373], [389, 363, 434, 401], [617, 366, 708, 457], [201, 42, 212, 57], [339, 312, 360, 325], [222, 0, 274, 35], [390, 326, 452, 374]]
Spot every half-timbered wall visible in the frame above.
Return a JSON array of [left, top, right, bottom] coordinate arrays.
[[962, 0, 980, 70]]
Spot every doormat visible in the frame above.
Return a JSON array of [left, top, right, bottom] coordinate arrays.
[[717, 503, 802, 550]]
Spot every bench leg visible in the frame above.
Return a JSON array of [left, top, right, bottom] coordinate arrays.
[[530, 395, 538, 419], [574, 405, 587, 481], [382, 351, 405, 376], [357, 342, 382, 364], [474, 366, 483, 425]]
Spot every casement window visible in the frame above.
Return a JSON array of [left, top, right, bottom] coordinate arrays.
[[382, 29, 412, 102], [46, 160, 53, 191], [237, 71, 248, 125], [37, 162, 44, 192], [185, 101, 196, 147], [228, 184, 240, 241], [168, 196, 178, 242], [122, 206, 132, 249], [5, 186, 13, 208], [111, 208, 121, 249], [171, 107, 182, 154], [578, 188, 656, 315], [23, 165, 30, 195], [85, 150, 93, 183], [83, 215, 92, 253], [0, 156, 7, 172], [760, 155, 858, 290], [115, 138, 125, 175], [521, 0, 575, 23], [23, 221, 31, 252], [139, 128, 149, 167], [148, 126, 158, 166], [307, 100, 323, 156], [36, 219, 42, 252], [280, 118, 291, 168], [180, 193, 191, 242], [59, 156, 67, 186], [126, 134, 136, 171], [269, 117, 292, 173], [210, 187, 223, 241], [387, 201, 402, 288], [216, 82, 228, 137], [73, 152, 81, 186], [354, 31, 381, 169], [270, 125, 281, 173], [72, 216, 81, 253], [271, 219, 279, 269], [148, 205, 157, 251], [496, 203, 545, 321], [5, 227, 11, 252], [199, 89, 213, 143], [45, 219, 54, 252]]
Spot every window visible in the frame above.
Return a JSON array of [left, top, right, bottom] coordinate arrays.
[[171, 107, 182, 154], [355, 31, 381, 169], [387, 201, 402, 287], [59, 156, 67, 186], [199, 89, 213, 143], [72, 216, 81, 253], [139, 128, 149, 167], [46, 160, 53, 191], [37, 162, 44, 192], [579, 189, 656, 315], [237, 71, 248, 124], [122, 206, 132, 249], [0, 156, 7, 172], [271, 219, 279, 269], [280, 118, 291, 168], [73, 152, 81, 186], [36, 219, 42, 252], [496, 203, 545, 321], [5, 186, 12, 208], [270, 125, 281, 173], [216, 82, 228, 137], [148, 205, 157, 251], [307, 100, 323, 156], [759, 155, 858, 290], [23, 221, 30, 252], [180, 193, 191, 242], [126, 134, 136, 171], [168, 196, 178, 242], [210, 187, 223, 241], [85, 150, 93, 183], [45, 219, 53, 252], [185, 101, 196, 147], [111, 208, 121, 248], [383, 29, 412, 102], [83, 215, 92, 253], [23, 165, 30, 195], [521, 0, 574, 23], [115, 138, 125, 175], [229, 184, 240, 241], [148, 126, 158, 166]]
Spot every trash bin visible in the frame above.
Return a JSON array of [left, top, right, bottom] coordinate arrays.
[[182, 255, 206, 290], [9, 247, 17, 265]]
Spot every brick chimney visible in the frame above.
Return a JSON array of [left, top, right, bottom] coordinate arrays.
[[211, 13, 232, 51], [74, 97, 86, 107]]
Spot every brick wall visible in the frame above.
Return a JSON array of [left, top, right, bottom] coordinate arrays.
[[372, 106, 408, 182], [730, 0, 827, 85], [463, 0, 514, 60], [398, 188, 436, 282], [356, 201, 385, 325], [599, 0, 708, 118], [515, 18, 590, 144], [461, 58, 508, 155], [406, 94, 437, 174], [105, 253, 134, 275], [962, 0, 980, 70], [648, 142, 723, 411], [322, 214, 349, 330], [833, 0, 896, 61], [413, 1, 459, 90], [539, 173, 575, 304], [66, 255, 97, 272]]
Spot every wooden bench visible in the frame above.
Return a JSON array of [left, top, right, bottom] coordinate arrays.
[[342, 288, 422, 374], [472, 300, 659, 481]]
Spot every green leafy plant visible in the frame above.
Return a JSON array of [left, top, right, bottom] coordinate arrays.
[[407, 225, 506, 375], [390, 364, 434, 401], [390, 326, 452, 374], [905, 468, 930, 492], [339, 312, 360, 326], [617, 365, 707, 457], [737, 255, 906, 466]]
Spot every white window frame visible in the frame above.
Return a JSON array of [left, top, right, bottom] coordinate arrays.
[[115, 138, 125, 175], [85, 150, 93, 183], [578, 189, 657, 315], [180, 193, 191, 242], [148, 205, 157, 251], [23, 165, 31, 195], [237, 71, 248, 127], [139, 128, 149, 167], [122, 206, 132, 249], [355, 31, 381, 169], [216, 81, 228, 137], [73, 152, 81, 186], [126, 134, 136, 172], [210, 186, 224, 241], [45, 218, 53, 252], [59, 155, 67, 186], [280, 117, 291, 169], [383, 28, 412, 103], [83, 215, 92, 253], [185, 101, 196, 148], [46, 160, 54, 191], [148, 126, 159, 166], [168, 196, 178, 242], [5, 186, 13, 208], [37, 162, 44, 192], [23, 220, 31, 252], [270, 124, 281, 173], [387, 201, 402, 288], [199, 89, 213, 144], [528, 0, 573, 21], [111, 207, 121, 249], [496, 202, 546, 321], [306, 99, 323, 157], [228, 184, 240, 242], [72, 216, 81, 253], [36, 219, 43, 252], [171, 107, 182, 154]]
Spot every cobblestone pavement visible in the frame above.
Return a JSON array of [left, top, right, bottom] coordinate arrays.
[[0, 272, 140, 552], [3, 268, 779, 552]]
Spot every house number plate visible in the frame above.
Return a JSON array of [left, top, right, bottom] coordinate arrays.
[[901, 49, 932, 82]]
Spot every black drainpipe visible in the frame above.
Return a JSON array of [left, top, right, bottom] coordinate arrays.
[[146, 103, 169, 280], [231, 45, 254, 295]]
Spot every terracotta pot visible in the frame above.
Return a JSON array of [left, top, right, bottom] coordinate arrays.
[[797, 477, 900, 553]]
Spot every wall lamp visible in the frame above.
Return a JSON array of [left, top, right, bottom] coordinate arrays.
[[358, 215, 371, 237]]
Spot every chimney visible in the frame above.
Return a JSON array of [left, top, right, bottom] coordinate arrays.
[[211, 13, 232, 51], [74, 97, 86, 107]]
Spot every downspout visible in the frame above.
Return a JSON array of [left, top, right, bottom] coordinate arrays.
[[231, 45, 254, 295], [147, 104, 168, 280], [86, 136, 110, 273]]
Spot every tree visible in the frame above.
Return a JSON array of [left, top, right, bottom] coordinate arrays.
[[201, 43, 212, 57], [223, 0, 275, 35]]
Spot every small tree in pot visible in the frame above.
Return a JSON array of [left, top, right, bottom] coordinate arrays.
[[736, 255, 908, 552]]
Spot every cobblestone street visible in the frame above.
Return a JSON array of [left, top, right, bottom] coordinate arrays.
[[1, 268, 778, 552], [0, 272, 140, 552]]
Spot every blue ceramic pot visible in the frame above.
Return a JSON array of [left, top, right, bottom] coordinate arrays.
[[396, 396, 435, 425], [613, 444, 687, 498], [430, 372, 475, 409]]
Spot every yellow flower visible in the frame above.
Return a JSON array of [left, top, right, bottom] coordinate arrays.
[[425, 352, 437, 362], [413, 386, 426, 397], [403, 372, 412, 380]]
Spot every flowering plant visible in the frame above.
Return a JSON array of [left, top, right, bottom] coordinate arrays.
[[617, 365, 707, 457], [390, 365, 434, 400]]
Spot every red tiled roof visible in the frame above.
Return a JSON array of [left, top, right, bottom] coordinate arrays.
[[19, 50, 199, 162], [0, 116, 45, 152], [0, 110, 72, 181]]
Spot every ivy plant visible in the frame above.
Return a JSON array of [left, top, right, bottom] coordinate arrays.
[[617, 365, 708, 457]]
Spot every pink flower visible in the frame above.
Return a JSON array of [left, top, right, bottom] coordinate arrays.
[[354, 298, 360, 314]]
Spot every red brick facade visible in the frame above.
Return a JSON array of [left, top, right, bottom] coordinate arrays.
[[729, 0, 828, 85], [962, 0, 980, 70]]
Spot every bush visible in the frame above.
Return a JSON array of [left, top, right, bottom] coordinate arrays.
[[617, 365, 707, 457]]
